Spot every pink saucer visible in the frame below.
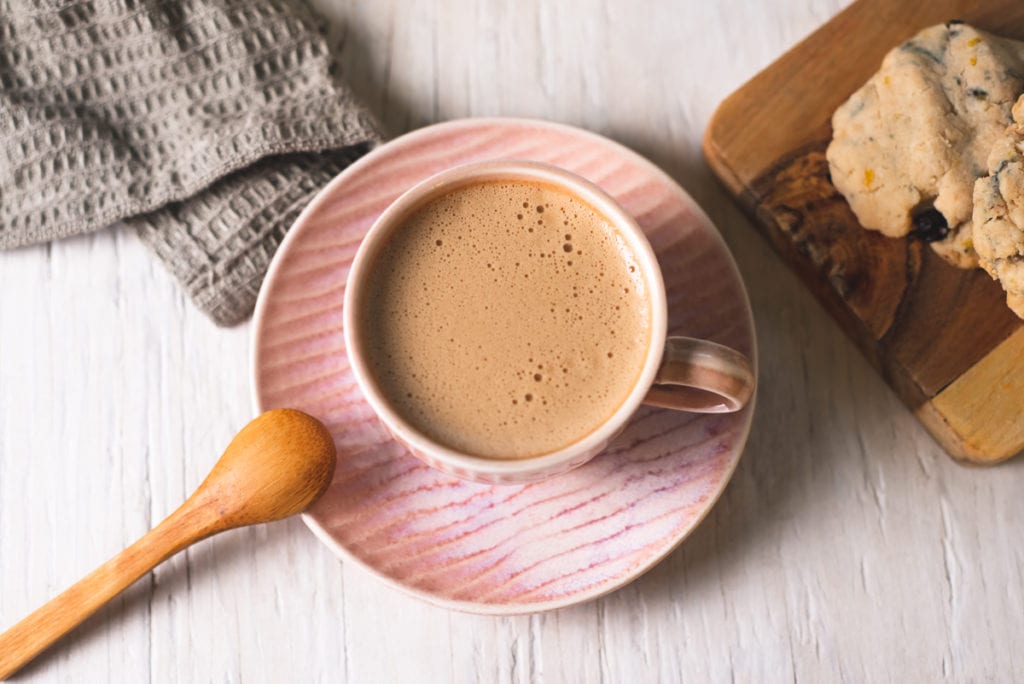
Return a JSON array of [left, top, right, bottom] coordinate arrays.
[[251, 118, 756, 614]]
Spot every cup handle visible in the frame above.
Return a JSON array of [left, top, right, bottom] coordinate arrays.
[[643, 337, 755, 413]]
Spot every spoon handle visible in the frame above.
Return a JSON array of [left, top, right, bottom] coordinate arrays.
[[0, 506, 210, 680]]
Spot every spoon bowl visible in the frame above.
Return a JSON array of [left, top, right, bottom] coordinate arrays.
[[187, 409, 337, 533]]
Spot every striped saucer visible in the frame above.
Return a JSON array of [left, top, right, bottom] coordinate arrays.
[[251, 118, 756, 615]]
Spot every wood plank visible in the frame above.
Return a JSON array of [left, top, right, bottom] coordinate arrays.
[[926, 327, 1024, 464], [704, 0, 1024, 462]]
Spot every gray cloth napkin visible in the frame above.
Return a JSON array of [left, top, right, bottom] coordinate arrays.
[[0, 0, 382, 325]]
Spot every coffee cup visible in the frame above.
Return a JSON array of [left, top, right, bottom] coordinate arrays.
[[344, 160, 754, 484]]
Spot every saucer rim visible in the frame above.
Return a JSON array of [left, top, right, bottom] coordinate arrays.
[[249, 116, 757, 615]]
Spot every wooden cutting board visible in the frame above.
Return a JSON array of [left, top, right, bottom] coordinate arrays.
[[705, 0, 1024, 464]]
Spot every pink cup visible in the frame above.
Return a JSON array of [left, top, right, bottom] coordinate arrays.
[[344, 161, 754, 484]]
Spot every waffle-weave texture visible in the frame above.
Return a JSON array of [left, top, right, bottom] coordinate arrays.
[[0, 0, 381, 324]]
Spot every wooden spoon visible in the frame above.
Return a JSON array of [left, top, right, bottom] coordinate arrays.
[[0, 409, 337, 680]]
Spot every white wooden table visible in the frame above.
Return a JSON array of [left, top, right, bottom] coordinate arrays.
[[3, 0, 1024, 680]]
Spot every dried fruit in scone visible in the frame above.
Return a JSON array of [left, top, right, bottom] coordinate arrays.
[[827, 21, 1024, 268], [973, 95, 1024, 318]]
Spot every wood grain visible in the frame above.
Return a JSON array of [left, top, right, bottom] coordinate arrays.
[[705, 0, 1024, 463], [928, 328, 1024, 461], [5, 0, 1024, 681]]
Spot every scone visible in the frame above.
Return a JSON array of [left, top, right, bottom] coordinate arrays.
[[827, 21, 1024, 268], [973, 95, 1024, 318]]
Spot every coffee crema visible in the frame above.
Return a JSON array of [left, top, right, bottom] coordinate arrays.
[[359, 180, 652, 460]]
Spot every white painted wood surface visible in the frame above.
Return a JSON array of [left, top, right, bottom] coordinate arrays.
[[3, 0, 1023, 680]]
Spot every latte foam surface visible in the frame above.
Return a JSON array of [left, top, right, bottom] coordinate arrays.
[[360, 180, 652, 459]]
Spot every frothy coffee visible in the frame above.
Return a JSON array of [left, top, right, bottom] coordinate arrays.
[[359, 180, 652, 460]]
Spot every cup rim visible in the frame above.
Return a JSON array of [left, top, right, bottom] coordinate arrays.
[[343, 159, 668, 478]]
